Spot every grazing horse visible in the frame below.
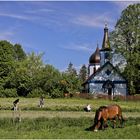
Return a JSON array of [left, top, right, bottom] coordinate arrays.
[[87, 104, 124, 131]]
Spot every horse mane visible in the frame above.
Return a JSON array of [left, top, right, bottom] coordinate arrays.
[[98, 106, 107, 111], [94, 106, 107, 124]]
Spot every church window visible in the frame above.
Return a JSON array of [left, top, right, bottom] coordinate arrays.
[[105, 52, 110, 60], [105, 69, 111, 75]]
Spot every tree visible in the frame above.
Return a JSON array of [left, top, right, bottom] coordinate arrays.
[[0, 41, 15, 78], [10, 52, 45, 96], [110, 4, 140, 94], [64, 62, 81, 94], [66, 62, 77, 76], [41, 64, 62, 97], [14, 44, 26, 61], [79, 64, 87, 83], [0, 40, 16, 93]]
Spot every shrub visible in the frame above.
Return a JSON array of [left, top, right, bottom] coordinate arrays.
[[27, 88, 45, 98], [113, 96, 121, 102], [51, 88, 63, 98], [0, 88, 18, 97]]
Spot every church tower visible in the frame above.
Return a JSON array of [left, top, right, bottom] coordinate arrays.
[[100, 24, 112, 66], [83, 24, 127, 97], [88, 44, 100, 76]]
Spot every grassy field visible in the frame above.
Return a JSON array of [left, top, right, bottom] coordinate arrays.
[[0, 97, 140, 139]]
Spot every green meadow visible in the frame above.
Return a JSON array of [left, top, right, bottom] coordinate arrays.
[[0, 98, 140, 139]]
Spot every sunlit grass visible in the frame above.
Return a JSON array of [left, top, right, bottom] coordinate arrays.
[[0, 117, 139, 139], [0, 110, 139, 119], [0, 97, 140, 112]]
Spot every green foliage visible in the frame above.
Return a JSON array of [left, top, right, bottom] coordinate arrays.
[[0, 40, 15, 78], [0, 40, 82, 97], [62, 62, 82, 94], [0, 40, 27, 97], [27, 88, 45, 98], [11, 52, 45, 96], [0, 88, 18, 97], [79, 64, 87, 83], [51, 89, 63, 98], [0, 41, 15, 62], [41, 65, 63, 96], [66, 62, 77, 76], [110, 3, 140, 95], [14, 44, 26, 61], [113, 96, 121, 102]]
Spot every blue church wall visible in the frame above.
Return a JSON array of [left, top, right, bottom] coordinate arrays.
[[89, 83, 127, 96], [87, 63, 127, 96]]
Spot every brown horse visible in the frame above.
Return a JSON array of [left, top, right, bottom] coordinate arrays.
[[87, 104, 124, 131]]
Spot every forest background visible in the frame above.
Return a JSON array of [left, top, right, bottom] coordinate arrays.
[[0, 3, 139, 98]]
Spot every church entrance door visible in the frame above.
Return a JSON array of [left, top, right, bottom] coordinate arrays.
[[108, 88, 112, 100], [108, 88, 112, 96], [102, 80, 115, 100]]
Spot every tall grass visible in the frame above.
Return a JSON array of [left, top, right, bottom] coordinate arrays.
[[0, 117, 139, 139], [0, 98, 140, 112]]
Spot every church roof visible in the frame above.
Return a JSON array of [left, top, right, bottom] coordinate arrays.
[[89, 45, 100, 64], [100, 24, 112, 51], [82, 61, 127, 85]]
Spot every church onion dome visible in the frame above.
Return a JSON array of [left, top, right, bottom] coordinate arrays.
[[89, 46, 100, 64], [100, 24, 112, 51]]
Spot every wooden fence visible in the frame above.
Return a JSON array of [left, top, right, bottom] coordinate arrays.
[[64, 93, 140, 101]]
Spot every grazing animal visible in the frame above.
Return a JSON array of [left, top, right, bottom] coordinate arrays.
[[87, 104, 124, 131], [84, 104, 91, 112], [39, 96, 44, 108], [12, 99, 21, 122], [11, 99, 19, 111]]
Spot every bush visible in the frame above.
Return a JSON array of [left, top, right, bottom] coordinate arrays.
[[113, 96, 121, 102], [0, 88, 18, 97], [27, 88, 45, 98], [51, 88, 63, 98]]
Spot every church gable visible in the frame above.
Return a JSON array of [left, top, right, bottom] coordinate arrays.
[[89, 62, 126, 83]]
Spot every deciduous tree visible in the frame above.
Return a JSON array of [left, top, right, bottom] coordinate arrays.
[[110, 3, 140, 94]]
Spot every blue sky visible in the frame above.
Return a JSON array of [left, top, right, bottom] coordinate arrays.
[[0, 1, 139, 71]]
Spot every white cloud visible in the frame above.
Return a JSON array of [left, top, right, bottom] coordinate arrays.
[[61, 43, 93, 52], [0, 30, 14, 41], [0, 9, 63, 29], [0, 25, 19, 41], [0, 12, 39, 21], [25, 8, 55, 14], [71, 12, 115, 29]]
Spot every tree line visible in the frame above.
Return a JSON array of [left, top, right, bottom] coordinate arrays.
[[0, 40, 87, 97], [0, 3, 139, 97]]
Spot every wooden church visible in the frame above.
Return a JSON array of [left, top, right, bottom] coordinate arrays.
[[82, 24, 128, 97]]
